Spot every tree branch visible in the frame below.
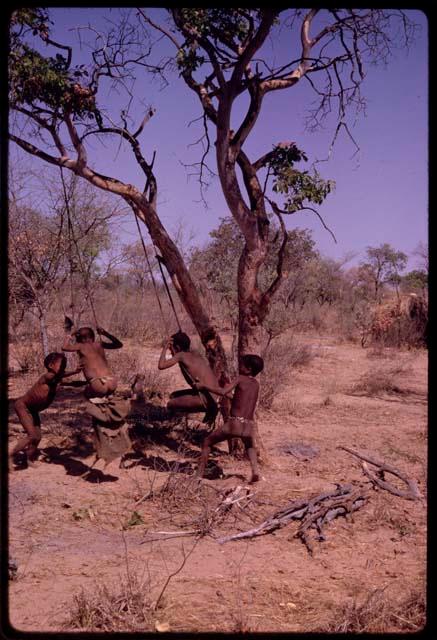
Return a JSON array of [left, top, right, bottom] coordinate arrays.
[[261, 201, 289, 307]]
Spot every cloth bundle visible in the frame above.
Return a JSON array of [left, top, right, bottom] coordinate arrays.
[[85, 396, 133, 463]]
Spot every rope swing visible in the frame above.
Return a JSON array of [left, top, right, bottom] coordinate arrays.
[[132, 210, 182, 333]]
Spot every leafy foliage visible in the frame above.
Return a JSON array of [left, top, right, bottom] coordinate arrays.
[[9, 9, 97, 119], [270, 144, 335, 213]]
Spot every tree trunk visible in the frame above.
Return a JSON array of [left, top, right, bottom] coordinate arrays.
[[237, 242, 269, 360], [135, 202, 230, 388]]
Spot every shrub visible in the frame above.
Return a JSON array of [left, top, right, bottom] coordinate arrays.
[[260, 338, 313, 409], [66, 573, 154, 632], [9, 342, 43, 373], [350, 363, 411, 397]]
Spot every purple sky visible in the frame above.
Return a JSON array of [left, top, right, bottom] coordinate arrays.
[[12, 8, 428, 270]]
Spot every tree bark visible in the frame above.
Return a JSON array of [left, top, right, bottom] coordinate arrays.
[[134, 200, 230, 386], [237, 242, 269, 359]]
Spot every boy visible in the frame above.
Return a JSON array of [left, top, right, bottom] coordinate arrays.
[[62, 324, 122, 399], [158, 331, 219, 425], [10, 353, 80, 468], [194, 354, 264, 483]]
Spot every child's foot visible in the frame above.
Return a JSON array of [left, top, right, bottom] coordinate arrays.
[[26, 459, 41, 469]]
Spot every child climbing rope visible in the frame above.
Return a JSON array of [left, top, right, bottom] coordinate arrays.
[[62, 322, 123, 399], [194, 354, 264, 483], [10, 353, 80, 469], [158, 331, 219, 425]]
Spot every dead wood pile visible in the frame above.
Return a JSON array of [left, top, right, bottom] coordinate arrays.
[[216, 483, 368, 554]]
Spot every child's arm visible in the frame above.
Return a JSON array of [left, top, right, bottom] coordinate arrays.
[[61, 367, 82, 378], [194, 377, 239, 397], [158, 338, 180, 370], [96, 326, 123, 349], [62, 334, 80, 352]]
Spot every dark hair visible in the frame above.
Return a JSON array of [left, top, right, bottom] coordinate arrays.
[[171, 331, 191, 352], [75, 327, 95, 342], [44, 352, 66, 370], [241, 354, 264, 376], [201, 327, 216, 343]]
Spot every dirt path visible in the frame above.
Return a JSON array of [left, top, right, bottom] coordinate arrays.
[[8, 339, 427, 632]]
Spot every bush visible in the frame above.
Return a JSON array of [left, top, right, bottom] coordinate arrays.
[[109, 348, 141, 385], [260, 338, 313, 409], [66, 573, 154, 632], [350, 363, 411, 396], [9, 342, 43, 373]]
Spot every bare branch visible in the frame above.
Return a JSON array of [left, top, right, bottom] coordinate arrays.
[[137, 8, 182, 51]]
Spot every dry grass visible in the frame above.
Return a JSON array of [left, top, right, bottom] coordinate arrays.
[[65, 572, 156, 632], [260, 339, 313, 409], [350, 363, 412, 397], [321, 587, 426, 633], [366, 345, 391, 359], [9, 342, 43, 373], [109, 348, 141, 385]]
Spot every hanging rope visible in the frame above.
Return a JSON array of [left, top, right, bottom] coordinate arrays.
[[132, 212, 170, 334], [60, 167, 99, 330], [155, 254, 182, 331], [132, 210, 210, 413]]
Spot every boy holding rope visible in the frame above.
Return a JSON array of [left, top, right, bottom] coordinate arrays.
[[62, 322, 123, 399], [158, 331, 219, 425]]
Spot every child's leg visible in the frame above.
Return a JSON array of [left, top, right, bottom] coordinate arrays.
[[196, 429, 227, 478], [12, 400, 41, 462], [168, 389, 204, 415], [243, 437, 260, 483]]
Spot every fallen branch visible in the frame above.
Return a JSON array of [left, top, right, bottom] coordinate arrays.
[[141, 530, 199, 543], [216, 484, 369, 554], [339, 446, 421, 501]]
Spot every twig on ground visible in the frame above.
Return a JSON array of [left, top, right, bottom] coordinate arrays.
[[339, 446, 421, 500], [153, 537, 200, 610]]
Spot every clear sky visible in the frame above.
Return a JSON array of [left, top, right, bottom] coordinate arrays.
[[11, 8, 428, 270]]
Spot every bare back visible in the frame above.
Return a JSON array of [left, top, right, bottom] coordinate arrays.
[[178, 352, 219, 396], [77, 342, 112, 381], [230, 375, 259, 420], [21, 374, 58, 412]]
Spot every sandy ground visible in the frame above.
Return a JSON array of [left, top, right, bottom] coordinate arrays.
[[7, 336, 427, 633]]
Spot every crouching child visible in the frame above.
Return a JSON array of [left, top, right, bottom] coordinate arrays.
[[194, 354, 264, 483], [10, 353, 80, 468]]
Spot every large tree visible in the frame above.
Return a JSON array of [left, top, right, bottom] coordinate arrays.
[[9, 8, 417, 366]]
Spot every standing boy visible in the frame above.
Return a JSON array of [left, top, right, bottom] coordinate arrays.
[[62, 325, 122, 399], [10, 353, 80, 468], [158, 331, 219, 425], [194, 354, 264, 483]]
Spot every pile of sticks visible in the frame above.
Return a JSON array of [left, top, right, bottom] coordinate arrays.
[[216, 483, 369, 554]]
